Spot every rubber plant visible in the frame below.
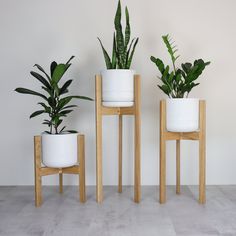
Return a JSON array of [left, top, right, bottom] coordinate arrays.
[[15, 56, 93, 134], [150, 34, 210, 98], [98, 0, 139, 69]]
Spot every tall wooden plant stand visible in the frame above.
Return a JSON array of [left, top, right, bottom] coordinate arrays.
[[95, 75, 141, 203], [159, 100, 206, 204], [34, 134, 86, 207]]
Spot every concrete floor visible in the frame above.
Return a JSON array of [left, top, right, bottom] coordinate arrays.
[[0, 186, 236, 236]]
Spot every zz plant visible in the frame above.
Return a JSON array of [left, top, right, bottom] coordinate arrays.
[[151, 35, 210, 98], [15, 56, 93, 134], [98, 0, 139, 69]]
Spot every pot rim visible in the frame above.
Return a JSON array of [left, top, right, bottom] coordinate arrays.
[[166, 98, 200, 101], [101, 69, 135, 73], [41, 132, 78, 136]]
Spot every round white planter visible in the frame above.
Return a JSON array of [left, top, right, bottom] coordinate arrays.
[[41, 133, 78, 168], [166, 98, 199, 132], [101, 69, 135, 107]]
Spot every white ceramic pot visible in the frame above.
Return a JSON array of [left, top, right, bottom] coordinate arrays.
[[41, 133, 78, 168], [166, 98, 199, 132], [101, 69, 135, 107]]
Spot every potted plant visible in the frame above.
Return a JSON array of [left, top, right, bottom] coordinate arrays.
[[151, 35, 210, 132], [15, 56, 93, 168], [98, 0, 139, 107]]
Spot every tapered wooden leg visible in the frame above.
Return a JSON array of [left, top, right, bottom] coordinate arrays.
[[59, 172, 63, 194], [199, 101, 206, 204], [160, 100, 166, 204], [118, 115, 122, 193], [176, 140, 181, 194], [78, 135, 86, 203], [34, 136, 42, 207], [96, 75, 103, 203], [134, 76, 141, 203]]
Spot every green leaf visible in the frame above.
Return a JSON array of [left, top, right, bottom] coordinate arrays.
[[115, 0, 125, 67], [124, 6, 130, 49], [52, 64, 67, 84], [59, 126, 66, 133], [30, 110, 45, 119], [59, 109, 73, 115], [111, 33, 117, 69], [66, 130, 78, 133], [59, 80, 72, 95], [15, 88, 47, 101], [97, 37, 112, 69], [30, 71, 51, 89], [50, 61, 57, 77], [127, 38, 139, 69], [150, 56, 165, 74], [34, 64, 51, 81], [66, 56, 75, 65], [38, 102, 51, 113]]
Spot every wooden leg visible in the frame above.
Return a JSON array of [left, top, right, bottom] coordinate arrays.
[[160, 137, 166, 203], [118, 115, 123, 193], [96, 75, 103, 203], [176, 140, 181, 194], [134, 75, 141, 203], [78, 135, 86, 203], [34, 136, 42, 207], [59, 172, 63, 194], [199, 101, 206, 204]]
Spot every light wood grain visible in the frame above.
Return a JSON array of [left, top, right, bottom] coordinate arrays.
[[118, 115, 123, 193], [95, 75, 103, 203], [176, 140, 180, 194], [159, 100, 166, 204], [34, 136, 42, 207], [95, 74, 141, 203], [159, 99, 206, 204], [199, 100, 206, 204], [134, 75, 141, 203], [78, 134, 86, 203], [34, 134, 86, 207], [59, 172, 63, 194]]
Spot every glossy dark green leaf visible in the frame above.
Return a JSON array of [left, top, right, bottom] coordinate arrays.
[[50, 61, 57, 77], [59, 80, 72, 95], [15, 88, 47, 101], [30, 110, 45, 119]]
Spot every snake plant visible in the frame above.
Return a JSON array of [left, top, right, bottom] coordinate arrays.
[[98, 0, 139, 69], [15, 56, 93, 134], [151, 35, 210, 98]]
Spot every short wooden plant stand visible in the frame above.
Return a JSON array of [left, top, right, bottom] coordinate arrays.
[[34, 134, 86, 207], [95, 75, 141, 203], [159, 100, 206, 204]]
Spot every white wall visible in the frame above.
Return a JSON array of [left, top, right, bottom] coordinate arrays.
[[1, 0, 236, 185]]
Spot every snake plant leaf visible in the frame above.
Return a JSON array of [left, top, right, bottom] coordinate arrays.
[[52, 64, 67, 84], [127, 37, 139, 69], [30, 71, 51, 89], [50, 61, 57, 77], [34, 64, 51, 81], [111, 33, 117, 69], [15, 87, 47, 101], [59, 79, 73, 95], [29, 110, 45, 119], [115, 0, 125, 67], [125, 6, 130, 49], [97, 37, 112, 69]]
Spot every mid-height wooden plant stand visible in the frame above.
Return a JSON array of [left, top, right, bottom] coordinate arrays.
[[159, 100, 206, 204], [34, 134, 86, 207], [95, 75, 141, 203]]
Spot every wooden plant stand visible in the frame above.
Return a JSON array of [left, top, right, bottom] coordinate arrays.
[[159, 100, 206, 204], [95, 75, 141, 203], [34, 134, 86, 207]]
